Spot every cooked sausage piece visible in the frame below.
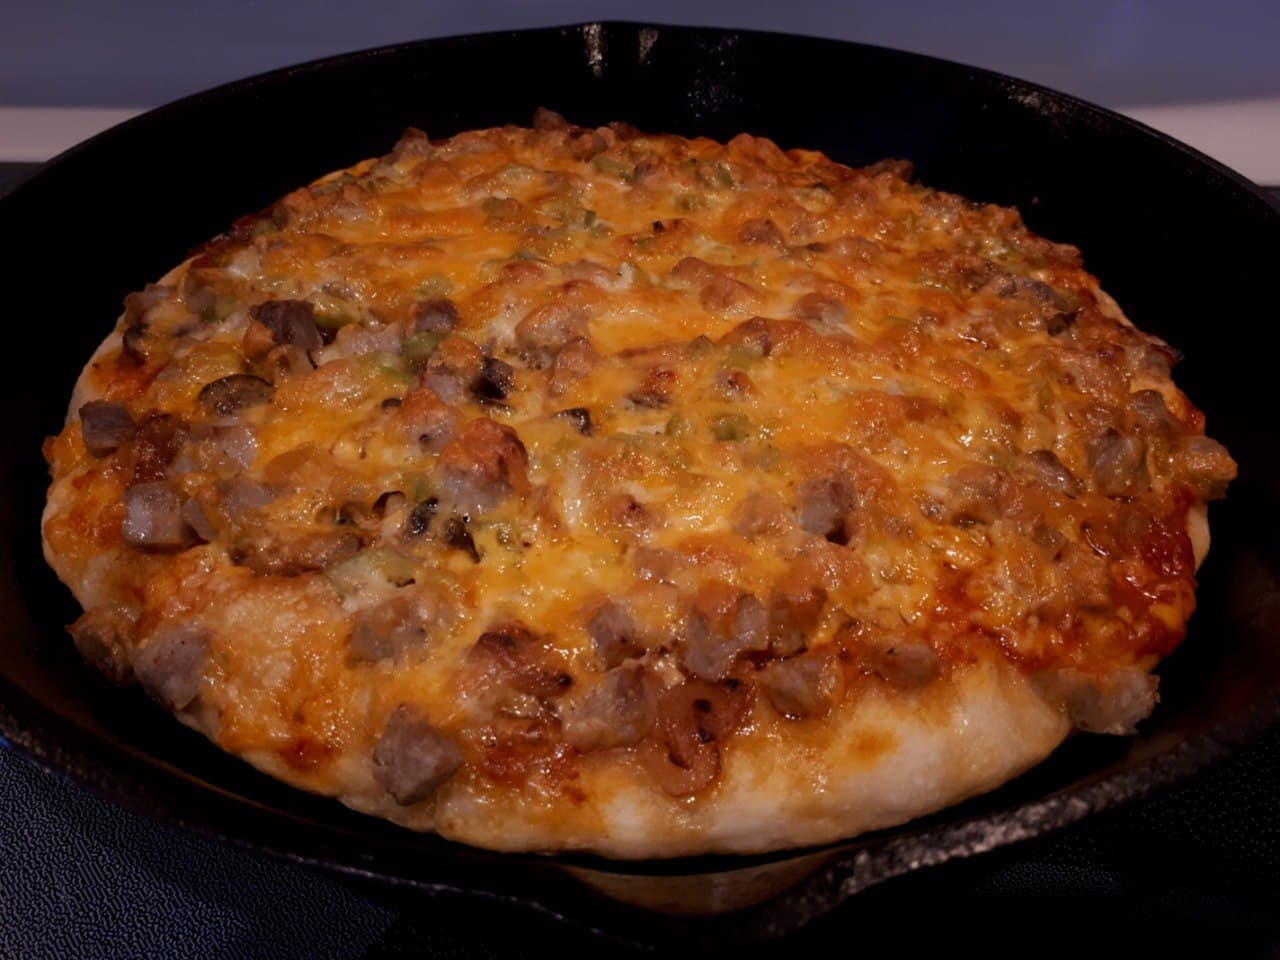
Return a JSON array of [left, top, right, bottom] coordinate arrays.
[[395, 384, 462, 451], [1127, 390, 1175, 433], [586, 599, 643, 668], [732, 491, 788, 537], [68, 608, 134, 684], [234, 530, 363, 576], [411, 297, 461, 335], [133, 623, 209, 710], [560, 663, 657, 751], [437, 418, 530, 513], [547, 337, 598, 394], [793, 292, 847, 326], [1024, 449, 1079, 498], [843, 623, 942, 688], [348, 596, 432, 664], [738, 218, 784, 247], [515, 302, 588, 364], [944, 465, 1013, 525], [423, 335, 486, 404], [1040, 667, 1159, 735], [1174, 435, 1236, 500], [767, 583, 827, 657], [1087, 428, 1148, 498], [122, 482, 192, 548], [372, 704, 464, 804], [679, 584, 770, 681], [79, 401, 137, 457], [758, 650, 844, 718], [795, 475, 856, 543]]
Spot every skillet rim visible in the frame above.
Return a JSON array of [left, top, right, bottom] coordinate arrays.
[[3, 19, 1279, 936]]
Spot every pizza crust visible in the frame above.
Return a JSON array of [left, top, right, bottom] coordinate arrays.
[[50, 301, 1075, 859], [41, 120, 1235, 858], [217, 657, 1069, 857]]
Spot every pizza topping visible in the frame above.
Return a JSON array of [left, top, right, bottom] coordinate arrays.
[[372, 704, 463, 805], [679, 584, 770, 681], [410, 297, 461, 335], [758, 650, 844, 719], [396, 385, 462, 451], [547, 337, 597, 394], [1173, 435, 1236, 500], [561, 662, 657, 751], [840, 620, 942, 688], [470, 357, 515, 405], [43, 119, 1239, 820], [422, 335, 485, 404], [121, 321, 151, 363], [641, 678, 753, 797], [1127, 390, 1175, 433], [199, 423, 258, 472], [514, 301, 589, 364], [78, 401, 136, 456], [249, 299, 322, 351], [122, 283, 174, 323], [467, 622, 573, 699], [437, 418, 529, 513], [731, 491, 788, 537], [793, 292, 847, 327], [122, 481, 196, 548], [258, 344, 314, 381], [234, 529, 363, 577], [738, 217, 784, 247], [347, 595, 432, 664], [125, 413, 188, 483], [795, 474, 856, 543], [1023, 449, 1080, 498], [212, 477, 276, 521], [196, 374, 275, 419], [1087, 428, 1149, 498], [863, 641, 942, 688], [943, 465, 1015, 526], [179, 497, 218, 542], [442, 516, 481, 562], [68, 608, 135, 684], [1039, 667, 1159, 735], [132, 623, 209, 710], [586, 598, 644, 668], [767, 582, 828, 656]]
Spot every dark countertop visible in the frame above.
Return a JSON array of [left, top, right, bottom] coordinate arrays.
[[3, 160, 1278, 959]]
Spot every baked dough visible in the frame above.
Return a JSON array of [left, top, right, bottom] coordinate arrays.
[[42, 113, 1236, 857]]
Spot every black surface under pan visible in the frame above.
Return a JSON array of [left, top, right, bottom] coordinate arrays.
[[2, 21, 1278, 948]]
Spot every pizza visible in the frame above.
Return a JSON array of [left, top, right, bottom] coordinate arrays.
[[41, 111, 1236, 858]]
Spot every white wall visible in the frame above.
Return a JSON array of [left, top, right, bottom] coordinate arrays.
[[2, 0, 1278, 109]]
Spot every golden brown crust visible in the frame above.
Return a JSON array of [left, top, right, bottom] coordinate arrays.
[[42, 115, 1236, 856]]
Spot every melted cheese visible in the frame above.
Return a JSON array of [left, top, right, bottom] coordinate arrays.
[[42, 118, 1237, 853]]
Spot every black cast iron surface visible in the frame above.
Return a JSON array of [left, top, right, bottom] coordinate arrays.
[[2, 23, 1280, 955]]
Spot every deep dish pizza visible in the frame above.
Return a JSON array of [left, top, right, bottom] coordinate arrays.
[[42, 112, 1236, 857]]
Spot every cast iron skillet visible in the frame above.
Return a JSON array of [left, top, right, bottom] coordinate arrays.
[[2, 21, 1278, 947]]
